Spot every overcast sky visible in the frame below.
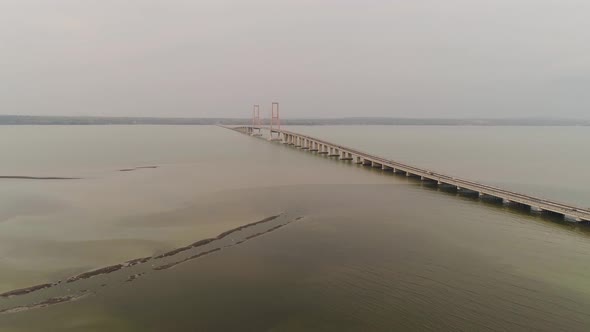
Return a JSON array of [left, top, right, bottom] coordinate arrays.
[[1, 0, 589, 119]]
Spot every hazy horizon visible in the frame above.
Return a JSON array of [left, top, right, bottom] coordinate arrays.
[[2, 0, 589, 119], [1, 114, 590, 120]]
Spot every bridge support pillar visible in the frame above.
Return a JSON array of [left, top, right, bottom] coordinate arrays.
[[333, 149, 341, 157], [329, 148, 339, 157], [302, 139, 310, 150], [362, 159, 372, 166], [310, 142, 318, 151], [564, 215, 580, 222], [340, 152, 353, 161]]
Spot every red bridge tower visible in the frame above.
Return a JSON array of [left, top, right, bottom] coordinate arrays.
[[269, 102, 281, 141]]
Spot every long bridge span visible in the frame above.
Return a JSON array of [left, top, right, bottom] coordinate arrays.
[[228, 125, 590, 224]]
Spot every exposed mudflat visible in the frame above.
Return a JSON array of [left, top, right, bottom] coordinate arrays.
[[66, 264, 124, 283], [153, 248, 222, 271], [119, 166, 159, 172], [0, 176, 80, 180], [0, 213, 301, 315], [0, 295, 89, 314], [0, 284, 55, 298]]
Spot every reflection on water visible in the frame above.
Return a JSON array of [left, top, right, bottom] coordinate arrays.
[[1, 126, 590, 331]]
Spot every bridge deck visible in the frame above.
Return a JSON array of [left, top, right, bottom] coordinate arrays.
[[230, 126, 590, 222]]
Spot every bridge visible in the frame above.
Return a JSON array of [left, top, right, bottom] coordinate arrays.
[[224, 105, 590, 224]]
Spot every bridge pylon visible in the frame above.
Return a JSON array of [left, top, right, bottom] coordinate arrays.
[[251, 105, 262, 136], [269, 102, 281, 141]]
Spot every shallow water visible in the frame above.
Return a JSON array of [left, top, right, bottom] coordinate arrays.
[[1, 125, 589, 331]]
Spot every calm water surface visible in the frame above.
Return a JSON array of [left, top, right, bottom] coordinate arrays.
[[0, 125, 589, 331]]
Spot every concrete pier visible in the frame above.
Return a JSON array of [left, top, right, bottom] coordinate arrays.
[[328, 148, 340, 157], [229, 126, 590, 224]]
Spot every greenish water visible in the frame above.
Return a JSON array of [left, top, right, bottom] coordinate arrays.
[[1, 125, 589, 331]]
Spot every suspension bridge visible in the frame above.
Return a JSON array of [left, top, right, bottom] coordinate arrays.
[[225, 103, 590, 224]]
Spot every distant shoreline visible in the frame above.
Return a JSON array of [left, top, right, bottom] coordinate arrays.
[[0, 115, 588, 126]]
